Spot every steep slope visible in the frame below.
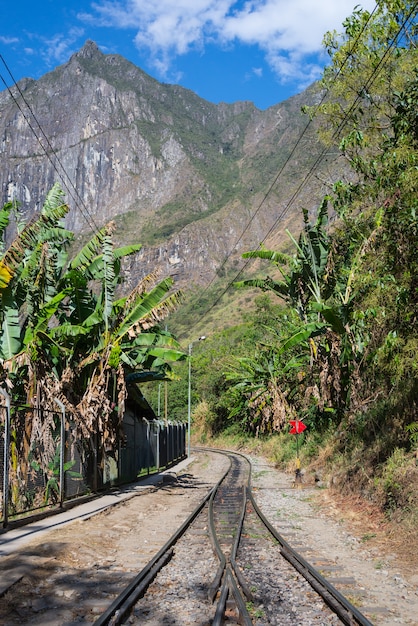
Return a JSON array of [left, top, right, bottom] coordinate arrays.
[[0, 40, 328, 289]]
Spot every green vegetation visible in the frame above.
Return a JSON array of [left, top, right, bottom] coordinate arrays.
[[30, 447, 81, 505], [163, 1, 418, 531], [3, 4, 417, 533], [246, 602, 265, 620], [0, 185, 185, 508]]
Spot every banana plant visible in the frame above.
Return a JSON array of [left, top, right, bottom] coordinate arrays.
[[0, 184, 72, 364], [235, 197, 365, 420], [236, 197, 331, 322], [0, 184, 185, 444], [225, 342, 305, 434], [0, 186, 173, 507]]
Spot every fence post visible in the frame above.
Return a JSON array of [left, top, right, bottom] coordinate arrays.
[[143, 418, 149, 476], [54, 398, 66, 508], [0, 388, 10, 528], [156, 421, 160, 471]]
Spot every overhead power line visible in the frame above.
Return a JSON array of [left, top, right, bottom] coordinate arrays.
[[183, 1, 417, 338], [1, 1, 417, 343], [0, 55, 101, 233], [181, 3, 378, 334]]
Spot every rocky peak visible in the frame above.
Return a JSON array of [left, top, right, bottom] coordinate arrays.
[[0, 42, 325, 290], [73, 39, 102, 61]]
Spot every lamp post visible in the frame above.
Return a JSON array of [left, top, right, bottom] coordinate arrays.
[[187, 336, 206, 457]]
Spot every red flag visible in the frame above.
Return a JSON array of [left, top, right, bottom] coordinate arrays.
[[289, 420, 307, 434]]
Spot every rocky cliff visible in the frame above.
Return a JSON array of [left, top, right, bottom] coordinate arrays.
[[0, 41, 326, 288]]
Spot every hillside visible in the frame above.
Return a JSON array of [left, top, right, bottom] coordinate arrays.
[[0, 40, 333, 291], [0, 2, 417, 556]]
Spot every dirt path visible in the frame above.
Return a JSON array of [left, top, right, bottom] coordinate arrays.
[[0, 449, 416, 625], [249, 454, 418, 625]]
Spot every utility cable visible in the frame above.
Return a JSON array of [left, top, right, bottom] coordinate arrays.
[[183, 1, 417, 337], [0, 56, 101, 233], [1, 3, 416, 339], [182, 2, 380, 325]]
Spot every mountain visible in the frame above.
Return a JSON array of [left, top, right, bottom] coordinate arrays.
[[0, 40, 330, 290]]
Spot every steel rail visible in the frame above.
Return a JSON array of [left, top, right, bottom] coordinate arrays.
[[212, 566, 253, 626], [211, 569, 230, 626], [206, 453, 233, 600], [248, 487, 374, 626], [107, 550, 174, 626], [207, 451, 251, 604], [95, 448, 249, 626], [229, 456, 255, 603], [226, 567, 254, 626], [95, 448, 374, 626], [200, 448, 375, 624], [93, 459, 230, 626], [206, 450, 256, 620]]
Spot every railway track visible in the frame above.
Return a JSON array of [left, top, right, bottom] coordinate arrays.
[[94, 449, 374, 626]]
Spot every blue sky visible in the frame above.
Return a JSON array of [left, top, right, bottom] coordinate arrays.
[[1, 0, 375, 110]]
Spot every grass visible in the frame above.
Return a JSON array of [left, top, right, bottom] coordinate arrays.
[[192, 426, 418, 546], [137, 466, 157, 477], [246, 603, 266, 619], [252, 470, 268, 479], [278, 511, 301, 522]]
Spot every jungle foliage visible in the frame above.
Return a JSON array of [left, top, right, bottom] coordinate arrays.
[[179, 1, 418, 515], [0, 187, 185, 505]]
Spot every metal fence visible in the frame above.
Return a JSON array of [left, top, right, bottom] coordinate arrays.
[[0, 393, 186, 528]]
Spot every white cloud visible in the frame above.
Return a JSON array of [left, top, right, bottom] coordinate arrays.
[[40, 27, 85, 67], [0, 36, 19, 45], [84, 0, 376, 84], [244, 66, 263, 82]]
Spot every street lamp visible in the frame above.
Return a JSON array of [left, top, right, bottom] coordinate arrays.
[[187, 336, 206, 457]]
